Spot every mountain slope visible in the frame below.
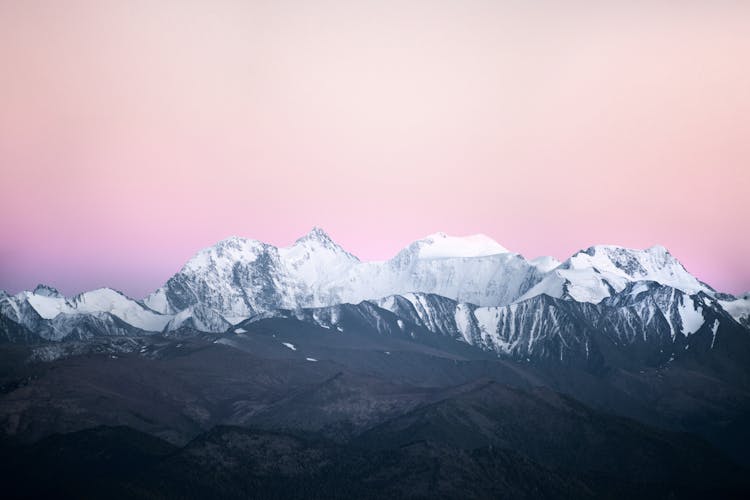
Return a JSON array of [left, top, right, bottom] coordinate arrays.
[[257, 283, 749, 378]]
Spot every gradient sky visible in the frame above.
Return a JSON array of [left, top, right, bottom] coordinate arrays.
[[1, 0, 749, 298]]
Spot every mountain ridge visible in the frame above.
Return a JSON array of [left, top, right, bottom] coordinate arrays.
[[1, 228, 748, 352]]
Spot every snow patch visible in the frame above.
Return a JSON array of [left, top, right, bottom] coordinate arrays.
[[26, 294, 70, 319], [454, 303, 474, 344], [677, 297, 704, 336]]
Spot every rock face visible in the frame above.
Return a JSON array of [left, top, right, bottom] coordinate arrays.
[[243, 282, 748, 374]]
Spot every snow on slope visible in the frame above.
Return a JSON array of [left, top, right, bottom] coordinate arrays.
[[71, 288, 171, 331], [25, 293, 71, 319], [529, 256, 561, 273], [369, 286, 739, 362], [568, 245, 706, 292], [719, 293, 750, 327]]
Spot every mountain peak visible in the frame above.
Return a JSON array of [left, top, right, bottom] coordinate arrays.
[[295, 226, 334, 245], [33, 284, 63, 298], [181, 236, 267, 274], [214, 235, 261, 249], [571, 245, 675, 270], [287, 227, 359, 263], [424, 231, 449, 239], [565, 244, 708, 295], [408, 233, 509, 259], [578, 244, 670, 259]]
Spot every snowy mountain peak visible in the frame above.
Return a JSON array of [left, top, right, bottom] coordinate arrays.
[[295, 226, 334, 245], [213, 235, 265, 252], [406, 232, 509, 259], [33, 284, 63, 298], [567, 244, 697, 284], [647, 244, 670, 254], [289, 227, 359, 261], [515, 244, 713, 305], [182, 236, 267, 273]]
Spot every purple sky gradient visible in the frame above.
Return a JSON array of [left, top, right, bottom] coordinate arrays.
[[1, 1, 748, 297]]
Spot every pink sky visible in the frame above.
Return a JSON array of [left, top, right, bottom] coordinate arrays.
[[1, 1, 749, 297]]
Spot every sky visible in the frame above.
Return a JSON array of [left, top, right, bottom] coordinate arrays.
[[1, 0, 748, 298]]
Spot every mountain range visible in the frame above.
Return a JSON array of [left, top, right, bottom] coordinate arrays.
[[2, 228, 748, 355], [2, 228, 750, 498]]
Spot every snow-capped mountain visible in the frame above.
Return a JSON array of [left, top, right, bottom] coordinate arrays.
[[0, 286, 167, 340], [1, 228, 748, 352], [143, 228, 748, 327], [517, 245, 713, 303], [144, 228, 545, 318]]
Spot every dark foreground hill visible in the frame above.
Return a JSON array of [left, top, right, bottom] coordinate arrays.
[[0, 318, 749, 499], [2, 412, 747, 499]]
